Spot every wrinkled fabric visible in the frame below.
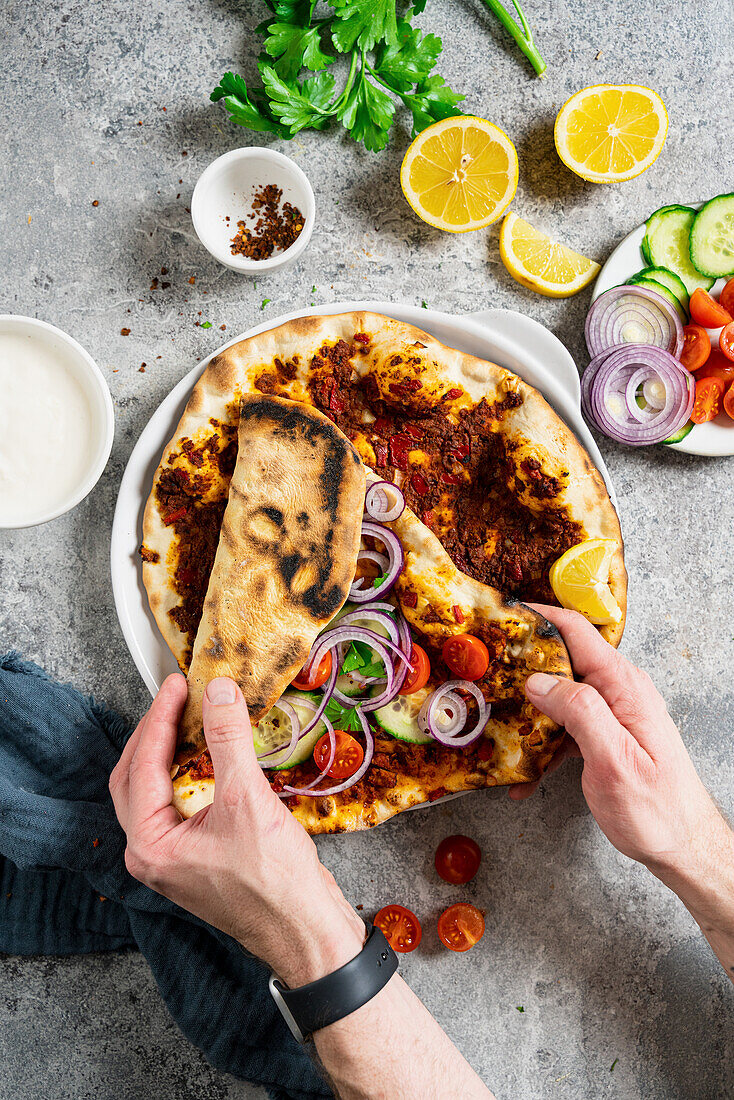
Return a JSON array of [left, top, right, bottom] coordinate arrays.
[[0, 651, 331, 1100]]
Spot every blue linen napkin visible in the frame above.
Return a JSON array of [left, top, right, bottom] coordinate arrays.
[[0, 651, 332, 1100]]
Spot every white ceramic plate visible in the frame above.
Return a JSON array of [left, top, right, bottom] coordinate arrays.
[[592, 210, 734, 457], [111, 300, 617, 697]]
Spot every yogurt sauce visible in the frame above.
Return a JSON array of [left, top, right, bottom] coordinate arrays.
[[0, 331, 96, 525]]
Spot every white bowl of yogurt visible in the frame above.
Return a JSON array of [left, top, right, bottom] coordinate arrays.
[[0, 315, 115, 528]]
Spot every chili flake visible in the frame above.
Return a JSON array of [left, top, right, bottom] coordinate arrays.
[[230, 184, 304, 260]]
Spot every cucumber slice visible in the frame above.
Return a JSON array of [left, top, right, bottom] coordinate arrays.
[[372, 685, 434, 744], [640, 205, 679, 266], [689, 193, 734, 277], [643, 206, 714, 294], [661, 421, 694, 445], [336, 671, 372, 698], [253, 691, 325, 770], [630, 266, 690, 313], [625, 276, 688, 324]]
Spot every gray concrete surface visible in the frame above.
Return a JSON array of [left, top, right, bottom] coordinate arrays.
[[1, 0, 732, 1097]]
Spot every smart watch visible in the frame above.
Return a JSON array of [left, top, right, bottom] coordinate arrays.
[[269, 921, 398, 1043]]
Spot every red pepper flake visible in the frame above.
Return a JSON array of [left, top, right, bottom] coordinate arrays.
[[389, 434, 412, 470], [220, 324, 227, 331], [138, 365, 146, 372], [421, 509, 433, 525], [354, 332, 370, 345], [443, 388, 462, 400], [98, 895, 107, 902], [428, 787, 447, 802], [389, 380, 421, 398], [477, 742, 494, 762], [329, 390, 346, 413], [373, 415, 393, 435], [402, 591, 417, 609], [508, 562, 523, 583], [91, 199, 99, 207], [161, 267, 168, 275], [355, 904, 364, 911], [230, 183, 304, 260], [375, 442, 388, 468], [163, 506, 188, 526], [411, 471, 429, 495], [441, 472, 462, 486], [452, 605, 465, 623], [120, 327, 131, 336], [92, 838, 99, 848], [405, 423, 424, 440]]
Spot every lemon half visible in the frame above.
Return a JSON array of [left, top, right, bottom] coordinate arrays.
[[554, 83, 668, 184], [549, 539, 622, 626], [400, 116, 518, 233]]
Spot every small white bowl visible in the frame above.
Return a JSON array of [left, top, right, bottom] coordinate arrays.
[[191, 147, 315, 274], [0, 315, 115, 529]]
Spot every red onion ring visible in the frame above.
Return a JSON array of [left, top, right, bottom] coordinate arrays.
[[418, 680, 490, 747], [585, 286, 683, 359], [364, 481, 405, 522], [282, 708, 375, 798], [349, 521, 404, 602], [584, 345, 694, 446], [257, 696, 335, 769]]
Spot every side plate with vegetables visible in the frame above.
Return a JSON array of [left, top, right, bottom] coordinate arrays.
[[591, 195, 734, 457]]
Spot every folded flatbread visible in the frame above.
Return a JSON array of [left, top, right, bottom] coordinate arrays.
[[173, 395, 365, 764]]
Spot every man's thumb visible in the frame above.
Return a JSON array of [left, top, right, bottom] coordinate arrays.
[[525, 673, 627, 770], [202, 677, 257, 782]]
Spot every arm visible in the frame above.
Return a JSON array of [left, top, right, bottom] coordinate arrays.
[[110, 675, 493, 1100], [512, 606, 734, 983]]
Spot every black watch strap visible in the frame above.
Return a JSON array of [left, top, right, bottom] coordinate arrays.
[[269, 922, 398, 1043]]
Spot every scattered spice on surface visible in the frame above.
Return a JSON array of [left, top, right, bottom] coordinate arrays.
[[92, 838, 99, 848], [220, 324, 227, 331], [161, 266, 168, 275], [120, 327, 131, 336], [92, 199, 99, 207], [230, 183, 304, 260], [139, 363, 147, 372], [150, 277, 159, 290], [188, 275, 196, 284]]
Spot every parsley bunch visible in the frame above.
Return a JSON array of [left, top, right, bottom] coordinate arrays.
[[211, 0, 465, 152]]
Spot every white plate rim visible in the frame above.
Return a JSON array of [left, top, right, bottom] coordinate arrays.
[[591, 205, 734, 457], [111, 299, 618, 699]]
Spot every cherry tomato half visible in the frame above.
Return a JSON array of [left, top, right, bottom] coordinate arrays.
[[374, 904, 422, 952], [695, 349, 734, 389], [691, 375, 724, 425], [399, 644, 431, 695], [291, 650, 332, 691], [719, 278, 734, 319], [689, 288, 733, 328], [437, 903, 485, 953], [442, 634, 489, 681], [719, 322, 734, 364], [680, 323, 711, 372], [313, 729, 364, 780], [723, 383, 734, 422], [435, 835, 482, 884]]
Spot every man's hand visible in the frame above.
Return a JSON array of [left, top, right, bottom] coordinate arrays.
[[109, 674, 364, 987], [514, 605, 734, 981]]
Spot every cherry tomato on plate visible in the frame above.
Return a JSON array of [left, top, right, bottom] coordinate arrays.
[[680, 323, 711, 371], [437, 903, 485, 952], [435, 835, 482, 884], [689, 288, 733, 328], [723, 383, 734, 422], [374, 904, 422, 952], [291, 650, 332, 691], [442, 634, 489, 681], [719, 322, 734, 364], [399, 644, 431, 695], [719, 278, 734, 318], [690, 375, 724, 425], [695, 349, 734, 389], [313, 729, 364, 780]]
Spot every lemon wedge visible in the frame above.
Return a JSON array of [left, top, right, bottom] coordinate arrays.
[[554, 83, 668, 184], [549, 539, 622, 626], [499, 212, 601, 297], [400, 116, 518, 233]]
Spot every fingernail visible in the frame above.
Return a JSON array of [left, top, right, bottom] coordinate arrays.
[[206, 678, 237, 705], [526, 673, 558, 697]]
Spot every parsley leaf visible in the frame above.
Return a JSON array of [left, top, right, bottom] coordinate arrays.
[[341, 644, 366, 674], [200, 321, 212, 328], [324, 698, 363, 732], [373, 18, 442, 93], [338, 71, 395, 151], [261, 298, 271, 309], [401, 73, 465, 134], [210, 72, 288, 136], [329, 0, 399, 53], [259, 63, 333, 133], [264, 22, 333, 79], [516, 1005, 524, 1013]]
